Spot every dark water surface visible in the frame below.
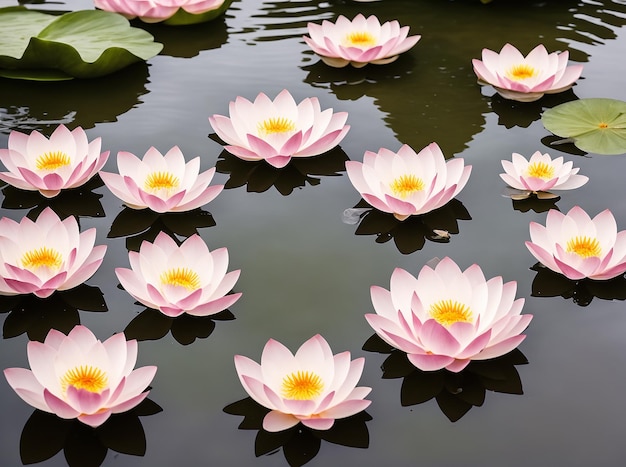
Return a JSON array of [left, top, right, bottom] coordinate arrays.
[[1, 0, 626, 465]]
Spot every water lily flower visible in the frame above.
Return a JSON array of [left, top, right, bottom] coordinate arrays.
[[115, 232, 241, 317], [500, 151, 588, 199], [365, 257, 532, 373], [208, 89, 350, 169], [4, 325, 157, 427], [303, 14, 420, 68], [0, 208, 106, 298], [526, 206, 626, 280], [234, 334, 371, 432], [0, 125, 109, 198], [99, 146, 223, 213], [94, 0, 229, 24], [345, 143, 471, 221], [472, 43, 583, 102]]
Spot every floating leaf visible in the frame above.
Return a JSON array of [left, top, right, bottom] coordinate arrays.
[[542, 98, 626, 155], [0, 7, 162, 80]]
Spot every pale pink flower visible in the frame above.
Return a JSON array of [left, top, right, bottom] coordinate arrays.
[[99, 146, 223, 213], [472, 43, 583, 102], [94, 0, 227, 22], [526, 206, 626, 280], [345, 143, 471, 221], [500, 151, 588, 199], [0, 125, 109, 198], [208, 89, 350, 168], [234, 335, 371, 432], [115, 232, 241, 317], [4, 325, 157, 427], [0, 208, 106, 299], [365, 258, 532, 373], [303, 14, 420, 68]]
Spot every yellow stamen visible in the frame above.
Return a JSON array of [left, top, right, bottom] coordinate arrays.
[[21, 247, 62, 270], [160, 268, 201, 290], [61, 365, 108, 394], [598, 122, 609, 129], [343, 31, 377, 47], [390, 174, 425, 198], [36, 151, 71, 171], [506, 64, 537, 81], [526, 161, 555, 180], [566, 236, 601, 258], [429, 299, 473, 326], [144, 171, 180, 192], [281, 370, 324, 400], [257, 117, 296, 136]]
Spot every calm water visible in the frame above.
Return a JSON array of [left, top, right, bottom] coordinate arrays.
[[1, 0, 626, 465]]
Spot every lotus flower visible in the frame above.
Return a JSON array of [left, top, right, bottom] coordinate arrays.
[[115, 232, 241, 317], [345, 143, 471, 221], [0, 208, 106, 298], [208, 89, 350, 169], [234, 334, 371, 432], [526, 206, 626, 280], [303, 14, 420, 68], [94, 0, 230, 24], [0, 125, 109, 198], [4, 325, 157, 427], [365, 258, 532, 373], [99, 146, 223, 213], [500, 151, 588, 199], [472, 43, 583, 102]]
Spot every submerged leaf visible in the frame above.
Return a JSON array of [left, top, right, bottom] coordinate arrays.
[[542, 98, 626, 155]]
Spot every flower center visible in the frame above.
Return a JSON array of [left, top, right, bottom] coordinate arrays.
[[36, 151, 71, 171], [566, 236, 602, 258], [160, 267, 201, 290], [281, 370, 324, 400], [257, 117, 296, 135], [390, 174, 425, 198], [429, 299, 473, 326], [506, 64, 537, 81], [21, 246, 62, 270], [598, 122, 609, 129], [526, 161, 555, 180], [343, 31, 377, 47], [61, 365, 108, 394], [144, 171, 180, 192]]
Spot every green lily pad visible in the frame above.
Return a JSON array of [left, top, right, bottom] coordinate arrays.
[[542, 98, 626, 155], [0, 7, 163, 80]]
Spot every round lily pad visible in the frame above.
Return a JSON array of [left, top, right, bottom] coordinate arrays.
[[542, 98, 626, 155]]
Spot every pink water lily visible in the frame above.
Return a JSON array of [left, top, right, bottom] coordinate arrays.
[[346, 143, 471, 221], [94, 0, 227, 22], [234, 335, 371, 432], [0, 125, 109, 198], [526, 206, 626, 280], [115, 232, 241, 317], [4, 325, 157, 427], [209, 89, 350, 168], [500, 151, 588, 199], [99, 146, 223, 213], [472, 43, 583, 102], [0, 208, 106, 298], [365, 258, 532, 373], [303, 14, 420, 68]]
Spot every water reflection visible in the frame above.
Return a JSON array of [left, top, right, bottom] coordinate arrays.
[[124, 307, 235, 345], [19, 399, 162, 467], [0, 63, 150, 135], [345, 199, 471, 254], [224, 397, 371, 467], [364, 334, 527, 422], [0, 284, 106, 342], [509, 194, 561, 214], [215, 147, 349, 195], [489, 90, 578, 129], [530, 263, 626, 307]]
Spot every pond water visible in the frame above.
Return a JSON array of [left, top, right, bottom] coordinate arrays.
[[1, 0, 626, 465]]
